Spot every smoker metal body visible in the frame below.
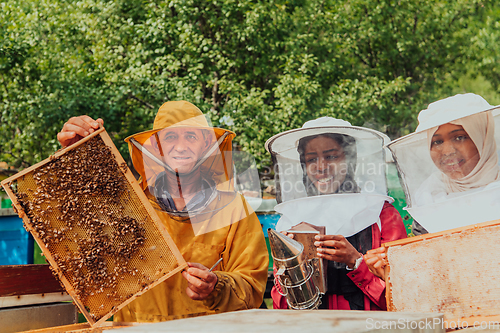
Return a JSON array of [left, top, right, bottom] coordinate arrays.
[[268, 229, 321, 310], [292, 230, 328, 295]]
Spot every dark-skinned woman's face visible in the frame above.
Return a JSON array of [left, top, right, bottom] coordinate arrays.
[[304, 136, 347, 194], [430, 123, 480, 179]]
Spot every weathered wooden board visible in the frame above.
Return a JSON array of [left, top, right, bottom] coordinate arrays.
[[0, 302, 77, 333], [111, 309, 445, 333], [18, 321, 138, 333], [0, 264, 63, 297]]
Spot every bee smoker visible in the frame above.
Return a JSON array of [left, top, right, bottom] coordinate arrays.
[[268, 229, 321, 309]]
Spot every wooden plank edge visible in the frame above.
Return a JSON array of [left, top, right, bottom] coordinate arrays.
[[382, 218, 500, 248], [0, 292, 71, 308], [19, 321, 140, 333], [384, 248, 394, 312], [0, 264, 65, 297], [0, 208, 16, 216]]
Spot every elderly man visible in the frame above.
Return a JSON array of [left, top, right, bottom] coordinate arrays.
[[57, 101, 269, 322]]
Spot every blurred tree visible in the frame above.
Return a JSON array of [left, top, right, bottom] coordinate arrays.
[[0, 0, 494, 170], [468, 7, 500, 93]]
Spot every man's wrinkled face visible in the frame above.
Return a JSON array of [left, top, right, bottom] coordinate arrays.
[[156, 128, 209, 174], [430, 123, 480, 180]]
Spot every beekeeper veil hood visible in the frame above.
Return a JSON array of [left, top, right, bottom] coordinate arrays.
[[387, 93, 500, 233], [265, 117, 392, 237], [420, 98, 499, 193], [125, 101, 260, 234]]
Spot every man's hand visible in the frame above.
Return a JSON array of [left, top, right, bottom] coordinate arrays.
[[57, 115, 104, 148], [181, 262, 218, 300], [314, 234, 361, 268], [363, 247, 387, 280]]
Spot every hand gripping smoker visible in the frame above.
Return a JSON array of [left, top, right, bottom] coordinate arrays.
[[268, 229, 322, 309]]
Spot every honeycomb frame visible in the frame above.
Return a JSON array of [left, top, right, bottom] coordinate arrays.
[[384, 219, 500, 328], [1, 127, 187, 327]]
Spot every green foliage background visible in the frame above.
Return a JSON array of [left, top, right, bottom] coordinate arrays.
[[1, 0, 499, 170]]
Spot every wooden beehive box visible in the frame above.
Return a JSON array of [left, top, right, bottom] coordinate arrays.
[[384, 220, 500, 327], [0, 127, 187, 327]]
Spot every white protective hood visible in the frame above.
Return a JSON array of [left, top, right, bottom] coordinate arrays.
[[266, 117, 393, 236], [387, 93, 500, 233]]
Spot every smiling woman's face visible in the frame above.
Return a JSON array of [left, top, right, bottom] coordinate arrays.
[[430, 123, 480, 180], [304, 136, 347, 194]]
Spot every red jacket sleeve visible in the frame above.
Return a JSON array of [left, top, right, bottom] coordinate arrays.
[[378, 202, 408, 245], [348, 202, 407, 310]]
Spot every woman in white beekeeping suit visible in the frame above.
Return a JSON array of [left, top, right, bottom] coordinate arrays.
[[266, 117, 407, 311], [365, 93, 500, 279]]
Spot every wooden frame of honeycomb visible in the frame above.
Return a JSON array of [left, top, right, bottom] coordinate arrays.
[[1, 127, 187, 327], [384, 219, 500, 328]]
